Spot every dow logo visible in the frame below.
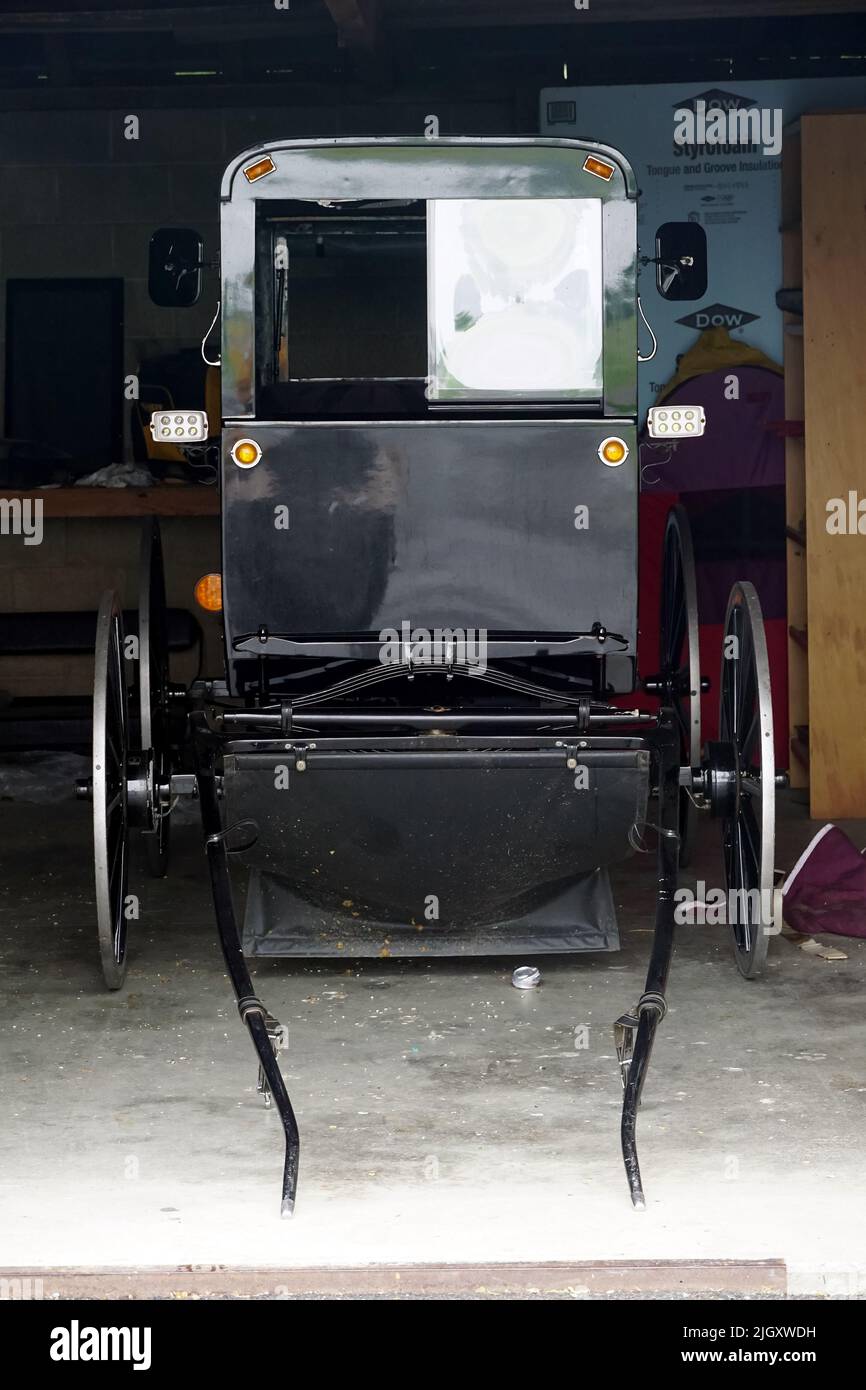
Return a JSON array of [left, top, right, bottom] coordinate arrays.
[[676, 302, 760, 331], [673, 87, 758, 115]]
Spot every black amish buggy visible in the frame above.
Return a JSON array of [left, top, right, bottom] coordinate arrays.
[[84, 137, 778, 1215]]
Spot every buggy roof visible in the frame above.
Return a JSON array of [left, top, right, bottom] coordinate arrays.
[[220, 136, 637, 205]]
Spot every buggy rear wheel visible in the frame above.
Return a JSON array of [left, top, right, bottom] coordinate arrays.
[[138, 519, 171, 877], [658, 505, 702, 866], [716, 581, 776, 979], [93, 591, 130, 989]]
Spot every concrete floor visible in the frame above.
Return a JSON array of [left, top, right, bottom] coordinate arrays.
[[1, 755, 865, 1297]]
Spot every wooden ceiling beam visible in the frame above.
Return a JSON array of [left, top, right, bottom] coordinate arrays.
[[387, 0, 866, 24], [0, 5, 325, 38], [0, 0, 863, 35]]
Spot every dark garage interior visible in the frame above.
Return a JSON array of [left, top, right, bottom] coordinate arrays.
[[1, 0, 866, 1336]]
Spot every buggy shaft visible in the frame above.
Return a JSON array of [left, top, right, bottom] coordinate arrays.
[[194, 721, 300, 1217]]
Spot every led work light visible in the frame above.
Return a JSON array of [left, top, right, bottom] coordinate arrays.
[[646, 406, 706, 439], [150, 410, 208, 443]]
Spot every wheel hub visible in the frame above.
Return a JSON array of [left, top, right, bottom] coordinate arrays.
[[126, 750, 154, 829], [700, 741, 738, 819]]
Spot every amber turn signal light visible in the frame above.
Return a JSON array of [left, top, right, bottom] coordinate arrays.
[[598, 436, 629, 466], [194, 573, 223, 612], [231, 438, 262, 468], [583, 155, 615, 181], [243, 155, 276, 183]]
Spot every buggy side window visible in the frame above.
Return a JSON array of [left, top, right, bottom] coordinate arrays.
[[258, 201, 427, 389], [427, 197, 604, 403]]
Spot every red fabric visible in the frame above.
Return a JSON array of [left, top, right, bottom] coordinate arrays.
[[628, 491, 789, 769], [636, 490, 675, 682], [635, 358, 789, 764], [647, 367, 785, 493], [783, 825, 866, 939], [697, 619, 788, 770]]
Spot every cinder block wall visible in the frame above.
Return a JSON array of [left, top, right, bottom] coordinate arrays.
[[0, 97, 517, 438], [0, 96, 516, 697]]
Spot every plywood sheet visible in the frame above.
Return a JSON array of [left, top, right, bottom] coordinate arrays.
[[802, 112, 866, 817], [782, 131, 807, 786]]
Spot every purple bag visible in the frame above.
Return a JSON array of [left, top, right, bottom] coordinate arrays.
[[782, 824, 866, 939]]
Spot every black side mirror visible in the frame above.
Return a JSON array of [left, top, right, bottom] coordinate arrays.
[[654, 222, 707, 301], [148, 228, 203, 307]]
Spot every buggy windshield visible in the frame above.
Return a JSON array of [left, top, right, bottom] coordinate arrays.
[[255, 196, 604, 417]]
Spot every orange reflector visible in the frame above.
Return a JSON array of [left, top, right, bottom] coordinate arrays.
[[583, 155, 615, 182], [194, 573, 223, 613], [231, 438, 261, 468], [599, 437, 629, 466], [243, 155, 276, 183]]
